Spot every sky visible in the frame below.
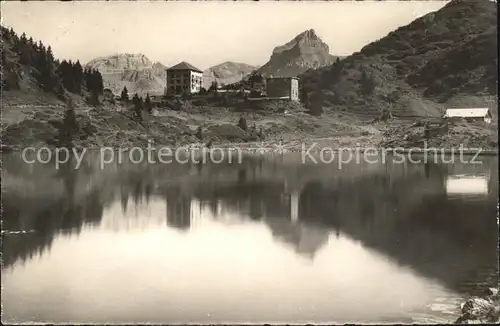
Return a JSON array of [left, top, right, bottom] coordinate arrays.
[[1, 1, 448, 70]]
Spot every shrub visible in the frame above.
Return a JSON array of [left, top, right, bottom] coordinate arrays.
[[120, 86, 129, 101], [308, 105, 324, 117], [195, 126, 203, 140], [237, 116, 248, 131]]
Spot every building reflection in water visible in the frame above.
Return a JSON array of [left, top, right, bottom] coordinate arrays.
[[290, 191, 299, 224], [165, 187, 192, 231], [99, 195, 166, 232], [191, 177, 331, 260], [445, 173, 489, 197]]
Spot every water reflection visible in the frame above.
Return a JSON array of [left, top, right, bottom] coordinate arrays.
[[165, 187, 192, 230], [1, 153, 498, 324], [446, 174, 489, 196]]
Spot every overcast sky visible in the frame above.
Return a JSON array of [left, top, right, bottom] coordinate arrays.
[[1, 1, 448, 69]]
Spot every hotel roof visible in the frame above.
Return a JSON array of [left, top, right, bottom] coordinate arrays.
[[166, 61, 203, 73]]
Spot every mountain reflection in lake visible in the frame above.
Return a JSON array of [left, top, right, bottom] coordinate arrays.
[[1, 153, 498, 324]]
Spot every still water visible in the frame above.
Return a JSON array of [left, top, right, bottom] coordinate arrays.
[[1, 153, 498, 324]]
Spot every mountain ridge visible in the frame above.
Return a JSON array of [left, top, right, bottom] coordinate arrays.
[[85, 54, 259, 95], [84, 28, 340, 95], [203, 61, 258, 89], [84, 53, 167, 96]]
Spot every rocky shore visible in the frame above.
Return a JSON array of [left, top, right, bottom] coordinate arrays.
[[455, 288, 499, 324]]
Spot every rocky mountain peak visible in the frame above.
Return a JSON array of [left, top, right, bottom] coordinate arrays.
[[272, 29, 329, 57], [258, 29, 337, 78], [295, 29, 319, 41], [86, 53, 153, 72]]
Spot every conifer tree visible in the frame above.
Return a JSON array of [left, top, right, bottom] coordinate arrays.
[[144, 93, 152, 113], [73, 60, 84, 94], [17, 33, 33, 65], [121, 86, 129, 101], [57, 100, 79, 149], [58, 60, 74, 92], [237, 116, 248, 131], [34, 48, 47, 88], [83, 68, 102, 96], [94, 69, 104, 94], [132, 94, 143, 121], [45, 46, 57, 90], [209, 81, 218, 92], [90, 89, 100, 106], [330, 58, 343, 84], [35, 45, 58, 92]]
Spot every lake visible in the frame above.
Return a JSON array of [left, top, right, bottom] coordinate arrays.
[[1, 152, 498, 324]]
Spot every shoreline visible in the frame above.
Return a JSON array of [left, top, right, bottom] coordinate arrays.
[[1, 142, 498, 156], [455, 288, 499, 324]]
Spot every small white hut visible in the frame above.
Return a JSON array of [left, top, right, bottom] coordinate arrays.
[[443, 108, 492, 124]]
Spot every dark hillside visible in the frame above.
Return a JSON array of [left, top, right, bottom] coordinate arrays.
[[300, 0, 497, 119], [1, 26, 104, 100]]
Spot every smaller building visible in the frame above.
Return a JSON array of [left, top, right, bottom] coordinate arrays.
[[266, 77, 299, 101], [443, 108, 492, 124]]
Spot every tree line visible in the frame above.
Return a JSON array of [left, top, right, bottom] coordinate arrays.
[[1, 26, 104, 102]]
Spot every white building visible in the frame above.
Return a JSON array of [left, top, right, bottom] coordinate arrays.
[[443, 108, 492, 124], [166, 61, 203, 96]]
